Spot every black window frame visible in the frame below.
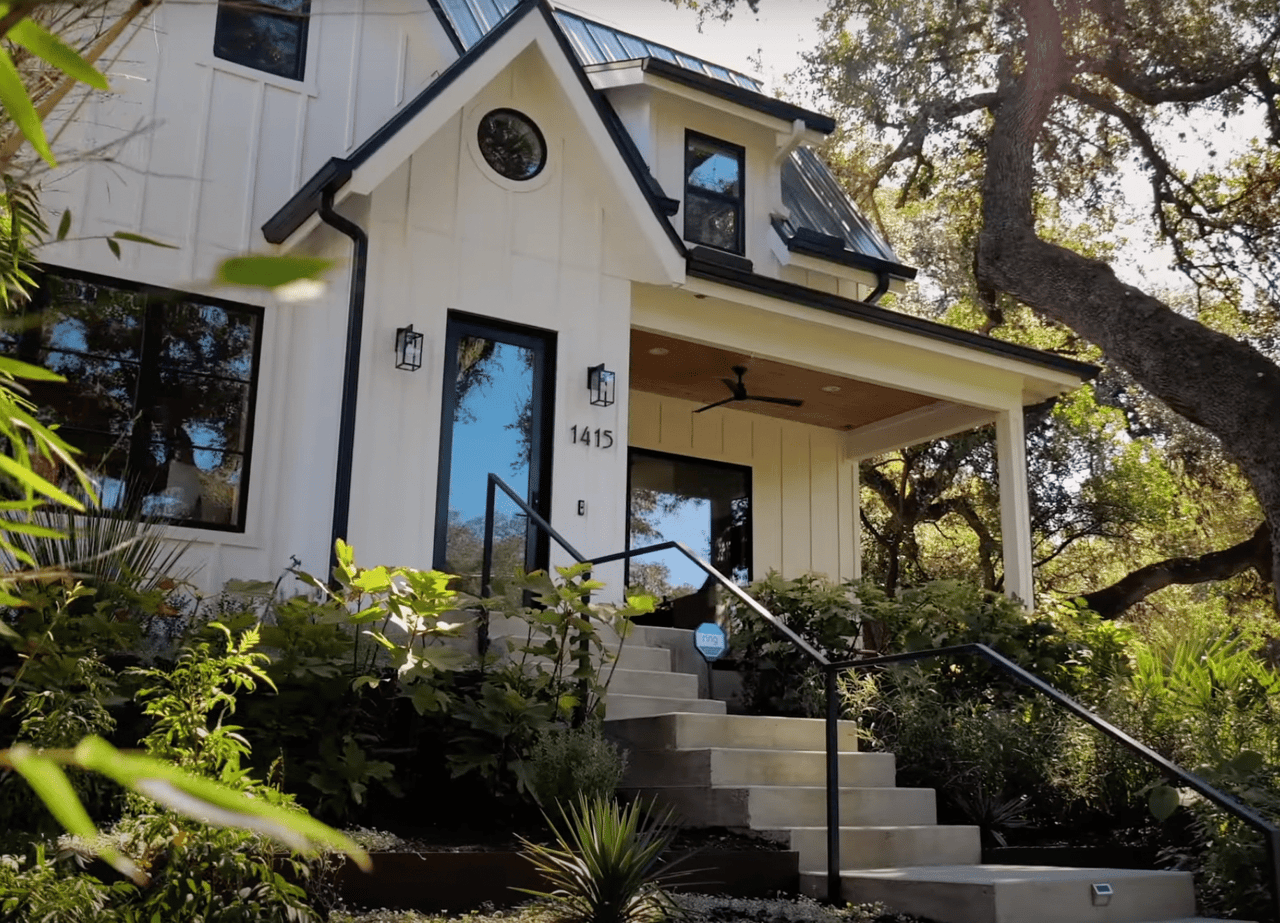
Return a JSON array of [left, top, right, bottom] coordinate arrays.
[[6, 266, 265, 533], [433, 311, 557, 577], [625, 447, 753, 591], [683, 130, 746, 255], [213, 0, 312, 82]]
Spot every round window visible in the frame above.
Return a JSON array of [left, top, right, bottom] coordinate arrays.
[[476, 109, 547, 181]]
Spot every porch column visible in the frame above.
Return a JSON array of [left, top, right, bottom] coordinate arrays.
[[849, 457, 862, 581], [995, 407, 1034, 608]]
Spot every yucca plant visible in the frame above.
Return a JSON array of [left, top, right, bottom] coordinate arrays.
[[518, 794, 690, 923]]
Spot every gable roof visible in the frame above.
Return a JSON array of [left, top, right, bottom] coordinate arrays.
[[263, 0, 684, 273]]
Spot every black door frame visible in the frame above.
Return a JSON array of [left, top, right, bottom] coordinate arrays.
[[433, 311, 557, 574]]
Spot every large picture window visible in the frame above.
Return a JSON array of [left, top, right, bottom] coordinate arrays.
[[627, 449, 751, 606], [684, 131, 745, 254], [2, 269, 263, 530], [213, 0, 311, 81]]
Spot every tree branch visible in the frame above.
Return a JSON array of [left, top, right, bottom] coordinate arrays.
[[1081, 522, 1273, 618]]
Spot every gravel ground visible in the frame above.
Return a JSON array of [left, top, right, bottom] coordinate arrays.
[[332, 894, 931, 923]]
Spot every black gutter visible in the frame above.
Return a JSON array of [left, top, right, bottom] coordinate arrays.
[[318, 188, 369, 581], [686, 253, 1101, 380], [630, 57, 836, 134], [772, 217, 918, 282], [263, 0, 542, 245]]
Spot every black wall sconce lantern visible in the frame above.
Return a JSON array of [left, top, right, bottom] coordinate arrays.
[[395, 324, 423, 371], [588, 364, 615, 406]]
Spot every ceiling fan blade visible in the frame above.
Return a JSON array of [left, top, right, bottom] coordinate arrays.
[[694, 396, 740, 413], [747, 396, 805, 407]]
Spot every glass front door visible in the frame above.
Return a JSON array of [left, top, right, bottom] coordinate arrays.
[[434, 314, 555, 591]]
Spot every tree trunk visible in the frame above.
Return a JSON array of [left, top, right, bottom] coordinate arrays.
[[976, 0, 1280, 613]]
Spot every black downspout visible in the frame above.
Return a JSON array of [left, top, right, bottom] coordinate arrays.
[[867, 270, 891, 305], [318, 187, 369, 582]]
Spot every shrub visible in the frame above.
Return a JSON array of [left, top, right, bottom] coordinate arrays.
[[518, 795, 687, 923], [527, 722, 627, 808], [727, 572, 860, 718]]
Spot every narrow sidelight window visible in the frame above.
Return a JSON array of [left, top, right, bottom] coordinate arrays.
[[434, 313, 556, 592], [213, 0, 311, 81], [684, 131, 745, 254]]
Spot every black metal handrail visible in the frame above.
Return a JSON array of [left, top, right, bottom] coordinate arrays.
[[477, 473, 1279, 919], [826, 644, 1280, 919]]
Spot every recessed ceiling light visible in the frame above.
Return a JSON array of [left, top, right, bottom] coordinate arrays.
[[648, 347, 670, 356], [821, 385, 841, 393]]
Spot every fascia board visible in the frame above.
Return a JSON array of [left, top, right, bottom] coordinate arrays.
[[767, 223, 899, 294], [629, 69, 824, 136], [530, 28, 686, 284], [678, 274, 1089, 402], [843, 402, 1004, 459]]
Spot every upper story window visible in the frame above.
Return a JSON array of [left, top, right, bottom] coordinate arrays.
[[213, 0, 311, 81], [2, 269, 264, 531], [684, 131, 745, 254]]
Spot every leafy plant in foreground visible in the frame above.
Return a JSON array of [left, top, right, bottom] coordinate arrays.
[[518, 795, 688, 923]]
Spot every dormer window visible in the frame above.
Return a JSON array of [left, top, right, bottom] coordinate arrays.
[[684, 132, 744, 254], [213, 0, 311, 81]]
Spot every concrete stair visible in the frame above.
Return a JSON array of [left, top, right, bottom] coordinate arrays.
[[601, 626, 1237, 923]]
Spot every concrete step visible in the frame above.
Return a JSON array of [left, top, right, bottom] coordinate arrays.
[[607, 668, 699, 699], [782, 825, 981, 871], [622, 748, 895, 788], [603, 712, 861, 752], [798, 865, 1198, 923], [498, 642, 673, 673], [604, 696, 728, 720], [621, 784, 936, 829]]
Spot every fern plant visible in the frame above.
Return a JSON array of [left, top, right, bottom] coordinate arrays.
[[518, 794, 688, 923]]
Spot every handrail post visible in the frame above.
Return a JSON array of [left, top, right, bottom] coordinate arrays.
[[825, 665, 841, 904], [479, 475, 498, 657], [1268, 827, 1280, 923]]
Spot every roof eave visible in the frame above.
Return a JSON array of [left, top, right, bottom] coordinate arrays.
[[686, 252, 1100, 382]]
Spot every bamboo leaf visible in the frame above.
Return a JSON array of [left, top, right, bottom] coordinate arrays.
[[7, 18, 109, 91], [73, 737, 372, 871], [6, 744, 144, 883], [0, 453, 84, 508], [216, 255, 334, 290], [56, 209, 71, 241], [111, 230, 177, 249], [0, 46, 53, 166]]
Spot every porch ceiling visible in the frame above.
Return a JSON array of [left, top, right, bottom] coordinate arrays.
[[630, 330, 939, 431]]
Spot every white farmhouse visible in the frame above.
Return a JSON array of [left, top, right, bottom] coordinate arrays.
[[26, 0, 1094, 604]]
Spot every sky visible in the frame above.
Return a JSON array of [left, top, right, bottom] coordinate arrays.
[[554, 0, 828, 95]]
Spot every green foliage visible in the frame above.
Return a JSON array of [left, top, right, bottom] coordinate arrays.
[[518, 795, 686, 923], [728, 571, 860, 718], [527, 723, 627, 809], [130, 622, 275, 782]]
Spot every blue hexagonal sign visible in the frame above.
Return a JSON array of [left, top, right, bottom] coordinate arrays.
[[694, 622, 727, 661]]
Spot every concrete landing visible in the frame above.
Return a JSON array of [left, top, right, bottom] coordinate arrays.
[[800, 865, 1198, 923]]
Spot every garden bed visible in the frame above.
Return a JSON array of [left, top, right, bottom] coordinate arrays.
[[335, 848, 801, 912]]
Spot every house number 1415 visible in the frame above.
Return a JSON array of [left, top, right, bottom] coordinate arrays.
[[570, 425, 614, 449]]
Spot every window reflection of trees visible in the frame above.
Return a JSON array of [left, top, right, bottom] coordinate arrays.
[[213, 0, 310, 81], [442, 336, 538, 593], [4, 273, 260, 528]]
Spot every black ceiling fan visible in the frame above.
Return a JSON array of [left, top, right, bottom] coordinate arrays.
[[693, 365, 805, 414]]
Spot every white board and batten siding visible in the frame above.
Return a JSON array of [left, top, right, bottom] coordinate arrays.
[[321, 46, 636, 591], [629, 391, 858, 584]]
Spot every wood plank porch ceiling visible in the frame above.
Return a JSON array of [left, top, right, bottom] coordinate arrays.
[[630, 330, 938, 431]]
